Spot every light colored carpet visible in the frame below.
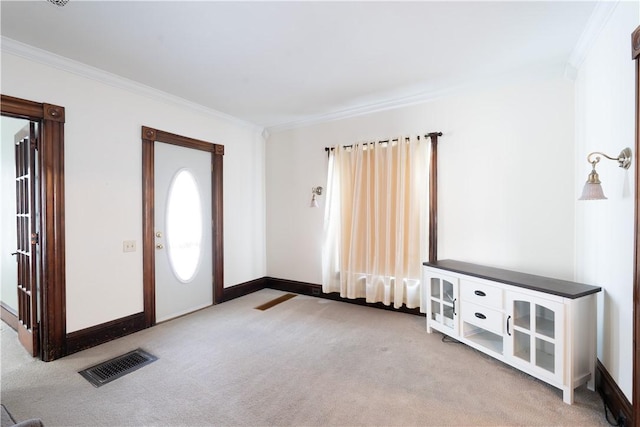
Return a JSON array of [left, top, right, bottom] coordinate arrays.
[[1, 289, 609, 426]]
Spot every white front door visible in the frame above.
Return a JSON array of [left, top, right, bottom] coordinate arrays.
[[154, 142, 212, 322]]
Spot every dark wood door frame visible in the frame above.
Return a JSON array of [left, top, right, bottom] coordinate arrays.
[[632, 24, 640, 427], [141, 126, 224, 327], [428, 132, 442, 263], [1, 94, 66, 362]]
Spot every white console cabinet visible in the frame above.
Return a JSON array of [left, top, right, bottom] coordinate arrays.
[[424, 260, 601, 404]]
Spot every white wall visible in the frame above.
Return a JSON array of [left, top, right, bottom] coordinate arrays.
[[0, 116, 28, 311], [266, 76, 576, 284], [1, 52, 267, 332], [574, 1, 638, 401]]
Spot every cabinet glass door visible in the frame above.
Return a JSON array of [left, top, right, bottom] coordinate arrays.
[[513, 301, 531, 362], [427, 274, 458, 335], [507, 294, 563, 381], [534, 305, 557, 373]]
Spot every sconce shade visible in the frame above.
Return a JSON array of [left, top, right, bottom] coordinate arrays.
[[310, 194, 319, 208], [578, 169, 607, 200], [579, 183, 607, 200]]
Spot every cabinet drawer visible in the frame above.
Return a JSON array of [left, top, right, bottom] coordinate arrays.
[[462, 302, 503, 335], [461, 280, 503, 308]]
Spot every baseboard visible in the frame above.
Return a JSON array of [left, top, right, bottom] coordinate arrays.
[[66, 312, 146, 356], [265, 277, 424, 316], [266, 277, 322, 296], [596, 359, 633, 426], [222, 277, 268, 302], [64, 277, 265, 356], [0, 302, 18, 331]]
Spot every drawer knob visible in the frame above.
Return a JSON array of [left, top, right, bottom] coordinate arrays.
[[474, 290, 486, 297], [474, 312, 486, 320]]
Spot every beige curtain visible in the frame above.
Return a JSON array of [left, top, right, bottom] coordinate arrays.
[[322, 136, 429, 309]]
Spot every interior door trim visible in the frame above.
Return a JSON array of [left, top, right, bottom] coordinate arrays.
[[1, 94, 66, 362], [141, 126, 224, 327]]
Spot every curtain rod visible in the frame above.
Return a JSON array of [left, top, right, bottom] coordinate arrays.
[[324, 132, 443, 152]]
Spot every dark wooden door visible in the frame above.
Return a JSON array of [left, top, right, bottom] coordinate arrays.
[[14, 122, 39, 357]]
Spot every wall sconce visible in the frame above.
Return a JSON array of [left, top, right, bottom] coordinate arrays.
[[579, 148, 632, 200], [310, 186, 323, 208]]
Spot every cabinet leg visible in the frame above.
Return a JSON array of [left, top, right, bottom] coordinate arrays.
[[562, 387, 574, 404]]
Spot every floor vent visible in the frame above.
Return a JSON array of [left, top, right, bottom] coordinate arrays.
[[254, 293, 297, 310], [79, 349, 157, 388]]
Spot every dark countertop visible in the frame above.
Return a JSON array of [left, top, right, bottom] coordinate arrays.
[[423, 259, 601, 299]]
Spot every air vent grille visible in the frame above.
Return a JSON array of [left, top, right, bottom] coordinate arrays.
[[79, 349, 157, 387]]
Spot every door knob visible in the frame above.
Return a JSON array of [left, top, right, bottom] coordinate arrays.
[[156, 243, 164, 249], [155, 231, 163, 238]]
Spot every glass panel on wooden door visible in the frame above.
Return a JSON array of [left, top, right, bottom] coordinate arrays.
[[166, 169, 203, 283]]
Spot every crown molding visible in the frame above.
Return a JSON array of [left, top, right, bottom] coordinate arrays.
[[265, 87, 454, 134], [565, 0, 619, 79], [0, 36, 263, 132], [266, 63, 565, 134]]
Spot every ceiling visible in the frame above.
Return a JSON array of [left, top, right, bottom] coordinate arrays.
[[0, 1, 597, 130]]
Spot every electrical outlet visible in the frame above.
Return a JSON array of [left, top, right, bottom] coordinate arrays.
[[123, 240, 136, 252]]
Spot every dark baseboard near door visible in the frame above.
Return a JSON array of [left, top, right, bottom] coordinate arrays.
[[266, 277, 321, 295], [1, 302, 18, 331], [596, 359, 632, 426], [66, 312, 146, 356], [64, 278, 269, 357], [221, 277, 268, 302], [265, 277, 424, 316], [61, 277, 266, 357]]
